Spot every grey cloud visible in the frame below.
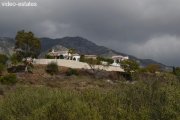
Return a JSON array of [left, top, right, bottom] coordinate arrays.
[[0, 0, 180, 65], [126, 35, 180, 66]]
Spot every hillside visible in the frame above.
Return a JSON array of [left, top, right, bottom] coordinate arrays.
[[40, 37, 111, 55], [0, 65, 179, 120], [40, 37, 167, 68], [0, 36, 166, 68]]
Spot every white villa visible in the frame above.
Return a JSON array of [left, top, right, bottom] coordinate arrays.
[[48, 49, 128, 66], [48, 49, 80, 61], [32, 50, 128, 72], [72, 53, 81, 61], [111, 55, 129, 67]]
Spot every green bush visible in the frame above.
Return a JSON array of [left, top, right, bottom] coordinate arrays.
[[0, 73, 17, 85], [66, 68, 78, 76], [0, 78, 179, 120], [45, 62, 59, 75], [174, 67, 180, 77], [45, 54, 55, 59], [97, 56, 114, 65], [0, 64, 5, 75], [0, 87, 100, 120], [145, 64, 161, 73], [80, 55, 85, 62], [7, 65, 26, 73], [26, 63, 34, 73], [10, 53, 19, 65], [0, 54, 8, 65], [85, 58, 101, 65], [138, 67, 148, 73]]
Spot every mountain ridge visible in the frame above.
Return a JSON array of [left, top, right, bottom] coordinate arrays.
[[0, 36, 167, 68]]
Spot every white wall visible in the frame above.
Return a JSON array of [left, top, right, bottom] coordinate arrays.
[[33, 59, 124, 72]]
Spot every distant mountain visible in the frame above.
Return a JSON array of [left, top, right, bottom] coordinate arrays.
[[0, 36, 167, 68], [40, 37, 111, 55]]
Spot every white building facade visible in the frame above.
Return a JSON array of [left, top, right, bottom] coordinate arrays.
[[48, 49, 80, 61], [111, 55, 129, 67]]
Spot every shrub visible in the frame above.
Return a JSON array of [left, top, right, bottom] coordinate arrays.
[[7, 65, 26, 73], [0, 87, 100, 120], [145, 64, 161, 73], [45, 62, 59, 75], [0, 85, 4, 95], [0, 54, 8, 65], [97, 56, 114, 65], [173, 67, 180, 80], [26, 64, 34, 73], [0, 73, 17, 85], [66, 68, 78, 76], [138, 67, 148, 73], [80, 55, 85, 62], [0, 79, 179, 120], [0, 64, 5, 76], [10, 53, 19, 65], [174, 67, 180, 76], [120, 72, 132, 80], [45, 54, 55, 59]]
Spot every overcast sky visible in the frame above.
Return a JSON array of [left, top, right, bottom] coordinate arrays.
[[0, 0, 180, 66]]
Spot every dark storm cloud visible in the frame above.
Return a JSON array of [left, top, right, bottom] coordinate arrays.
[[0, 0, 180, 66]]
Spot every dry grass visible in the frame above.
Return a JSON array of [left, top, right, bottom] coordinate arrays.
[[14, 65, 120, 91]]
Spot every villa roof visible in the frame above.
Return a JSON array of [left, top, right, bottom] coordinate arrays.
[[112, 55, 129, 59]]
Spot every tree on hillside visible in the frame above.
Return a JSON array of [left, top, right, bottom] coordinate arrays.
[[120, 59, 139, 80], [120, 59, 139, 74], [14, 30, 41, 72], [15, 30, 41, 59]]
